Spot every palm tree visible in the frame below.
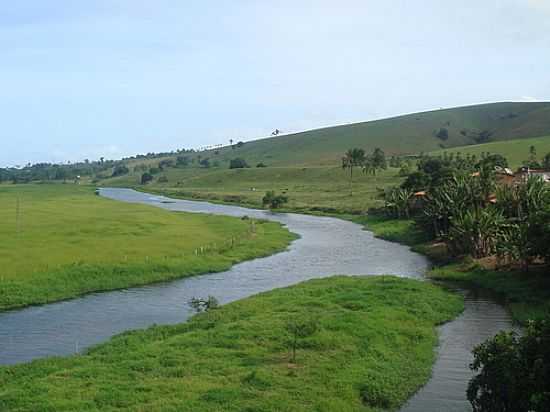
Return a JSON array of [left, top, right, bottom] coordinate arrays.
[[342, 148, 366, 196]]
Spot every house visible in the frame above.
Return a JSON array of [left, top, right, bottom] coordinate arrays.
[[515, 167, 550, 183]]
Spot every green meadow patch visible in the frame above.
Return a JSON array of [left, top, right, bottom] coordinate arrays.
[[0, 276, 463, 412], [0, 184, 296, 310]]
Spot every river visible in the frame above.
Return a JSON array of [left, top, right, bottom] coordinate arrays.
[[0, 188, 514, 411]]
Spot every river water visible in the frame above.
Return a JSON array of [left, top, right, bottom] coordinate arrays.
[[0, 188, 514, 411]]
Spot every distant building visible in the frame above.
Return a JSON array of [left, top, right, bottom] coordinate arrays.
[[515, 167, 550, 183]]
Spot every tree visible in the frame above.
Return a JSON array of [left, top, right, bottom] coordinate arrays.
[[199, 158, 210, 168], [176, 155, 190, 167], [140, 172, 153, 184], [467, 318, 550, 412], [342, 148, 366, 196], [285, 318, 318, 363], [543, 152, 550, 169], [229, 158, 249, 169], [436, 128, 449, 140], [262, 191, 288, 209], [384, 187, 412, 218], [111, 164, 129, 177]]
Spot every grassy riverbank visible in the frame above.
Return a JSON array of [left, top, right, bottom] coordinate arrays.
[[0, 184, 296, 311], [359, 215, 550, 324], [0, 276, 463, 412], [105, 165, 403, 213]]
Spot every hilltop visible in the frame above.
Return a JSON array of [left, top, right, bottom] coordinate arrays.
[[180, 101, 550, 167]]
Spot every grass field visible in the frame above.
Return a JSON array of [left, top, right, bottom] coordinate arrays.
[[118, 102, 550, 170], [0, 276, 463, 412], [429, 134, 550, 168], [105, 166, 404, 214], [0, 184, 296, 311]]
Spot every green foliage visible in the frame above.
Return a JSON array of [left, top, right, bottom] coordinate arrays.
[[111, 164, 129, 177], [384, 187, 412, 219], [140, 172, 153, 184], [229, 158, 250, 169], [467, 318, 550, 412], [436, 127, 449, 140], [262, 190, 288, 209], [0, 276, 463, 411], [342, 148, 366, 196], [285, 317, 319, 363], [0, 185, 295, 310]]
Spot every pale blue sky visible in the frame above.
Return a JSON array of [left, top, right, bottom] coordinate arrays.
[[1, 1, 549, 166]]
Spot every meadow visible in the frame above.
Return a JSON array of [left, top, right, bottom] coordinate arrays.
[[0, 184, 296, 311], [429, 134, 550, 168], [106, 165, 404, 214], [0, 276, 464, 412]]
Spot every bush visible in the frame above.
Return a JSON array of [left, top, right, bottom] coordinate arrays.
[[262, 191, 288, 209], [111, 164, 129, 177], [468, 318, 550, 411], [141, 172, 154, 185], [436, 128, 449, 140], [256, 162, 267, 168], [229, 158, 249, 169], [158, 175, 168, 183]]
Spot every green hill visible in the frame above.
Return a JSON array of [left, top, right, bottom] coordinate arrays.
[[429, 135, 550, 169], [189, 101, 550, 167]]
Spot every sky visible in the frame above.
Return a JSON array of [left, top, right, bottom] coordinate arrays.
[[1, 1, 549, 167]]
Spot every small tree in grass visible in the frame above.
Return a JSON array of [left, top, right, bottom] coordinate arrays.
[[285, 317, 319, 363], [189, 296, 219, 313], [262, 191, 288, 209]]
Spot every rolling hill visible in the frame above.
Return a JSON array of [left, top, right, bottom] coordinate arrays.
[[181, 101, 550, 167]]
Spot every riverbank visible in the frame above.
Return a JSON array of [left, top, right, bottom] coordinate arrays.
[[0, 184, 296, 311], [0, 276, 463, 411], [130, 185, 549, 324], [357, 215, 550, 324]]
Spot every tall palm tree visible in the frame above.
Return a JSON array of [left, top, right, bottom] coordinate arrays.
[[342, 148, 366, 196]]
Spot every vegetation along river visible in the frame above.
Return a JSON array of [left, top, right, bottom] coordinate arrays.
[[0, 188, 514, 411]]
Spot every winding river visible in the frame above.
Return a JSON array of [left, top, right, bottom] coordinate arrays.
[[0, 188, 514, 411]]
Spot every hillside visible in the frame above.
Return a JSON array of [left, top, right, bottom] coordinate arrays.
[[429, 134, 550, 168], [177, 101, 550, 167]]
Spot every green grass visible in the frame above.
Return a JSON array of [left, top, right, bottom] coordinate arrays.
[[105, 166, 403, 214], [121, 102, 550, 169], [0, 184, 296, 311], [0, 276, 464, 412], [429, 134, 550, 168], [354, 214, 550, 324]]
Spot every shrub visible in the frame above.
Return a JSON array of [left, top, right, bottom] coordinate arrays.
[[140, 172, 154, 185], [262, 191, 288, 209], [256, 162, 267, 168], [158, 175, 168, 183], [468, 318, 550, 411], [111, 164, 129, 177], [229, 158, 249, 169]]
